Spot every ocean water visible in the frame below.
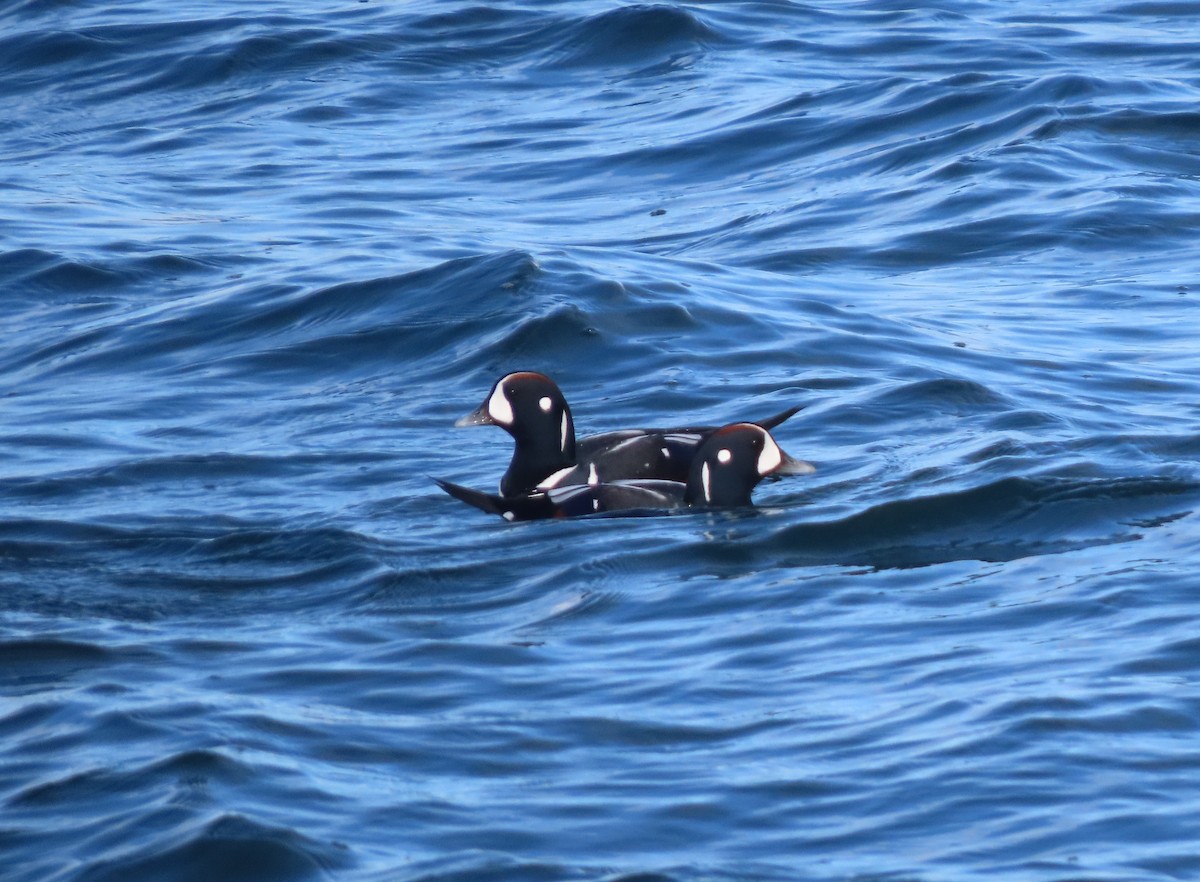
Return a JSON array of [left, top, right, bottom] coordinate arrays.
[[3, 1, 1200, 880]]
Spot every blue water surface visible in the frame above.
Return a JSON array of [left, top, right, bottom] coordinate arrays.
[[3, 2, 1200, 880]]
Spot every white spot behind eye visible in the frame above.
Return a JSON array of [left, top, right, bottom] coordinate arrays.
[[502, 511, 516, 521], [539, 396, 552, 412], [588, 463, 599, 485], [757, 435, 783, 475], [717, 448, 732, 464], [488, 383, 514, 426]]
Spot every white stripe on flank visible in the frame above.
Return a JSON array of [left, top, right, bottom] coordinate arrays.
[[548, 484, 593, 505], [539, 466, 576, 490]]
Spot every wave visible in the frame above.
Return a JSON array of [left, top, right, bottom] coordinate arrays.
[[763, 473, 1200, 570], [0, 13, 384, 100], [533, 4, 723, 72], [1, 250, 541, 386], [0, 517, 383, 623], [75, 813, 344, 882], [537, 472, 1198, 577]]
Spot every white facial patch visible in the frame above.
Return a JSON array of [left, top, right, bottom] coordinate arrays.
[[560, 412, 569, 452], [661, 447, 670, 458], [588, 463, 599, 485], [487, 383, 514, 426], [701, 461, 712, 503], [502, 511, 516, 522], [716, 448, 732, 465], [539, 396, 552, 412], [757, 434, 783, 476]]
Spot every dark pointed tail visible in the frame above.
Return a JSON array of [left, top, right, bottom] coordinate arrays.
[[754, 404, 803, 431], [432, 477, 506, 515]]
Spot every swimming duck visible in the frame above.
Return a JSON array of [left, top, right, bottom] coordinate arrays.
[[455, 371, 813, 495], [435, 422, 803, 520]]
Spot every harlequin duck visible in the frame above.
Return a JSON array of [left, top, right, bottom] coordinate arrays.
[[435, 422, 799, 520], [455, 371, 814, 495]]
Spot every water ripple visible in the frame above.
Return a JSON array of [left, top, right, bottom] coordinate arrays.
[[4, 2, 1200, 881]]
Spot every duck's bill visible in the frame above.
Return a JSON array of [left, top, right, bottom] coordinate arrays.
[[775, 449, 816, 476], [454, 403, 494, 428]]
